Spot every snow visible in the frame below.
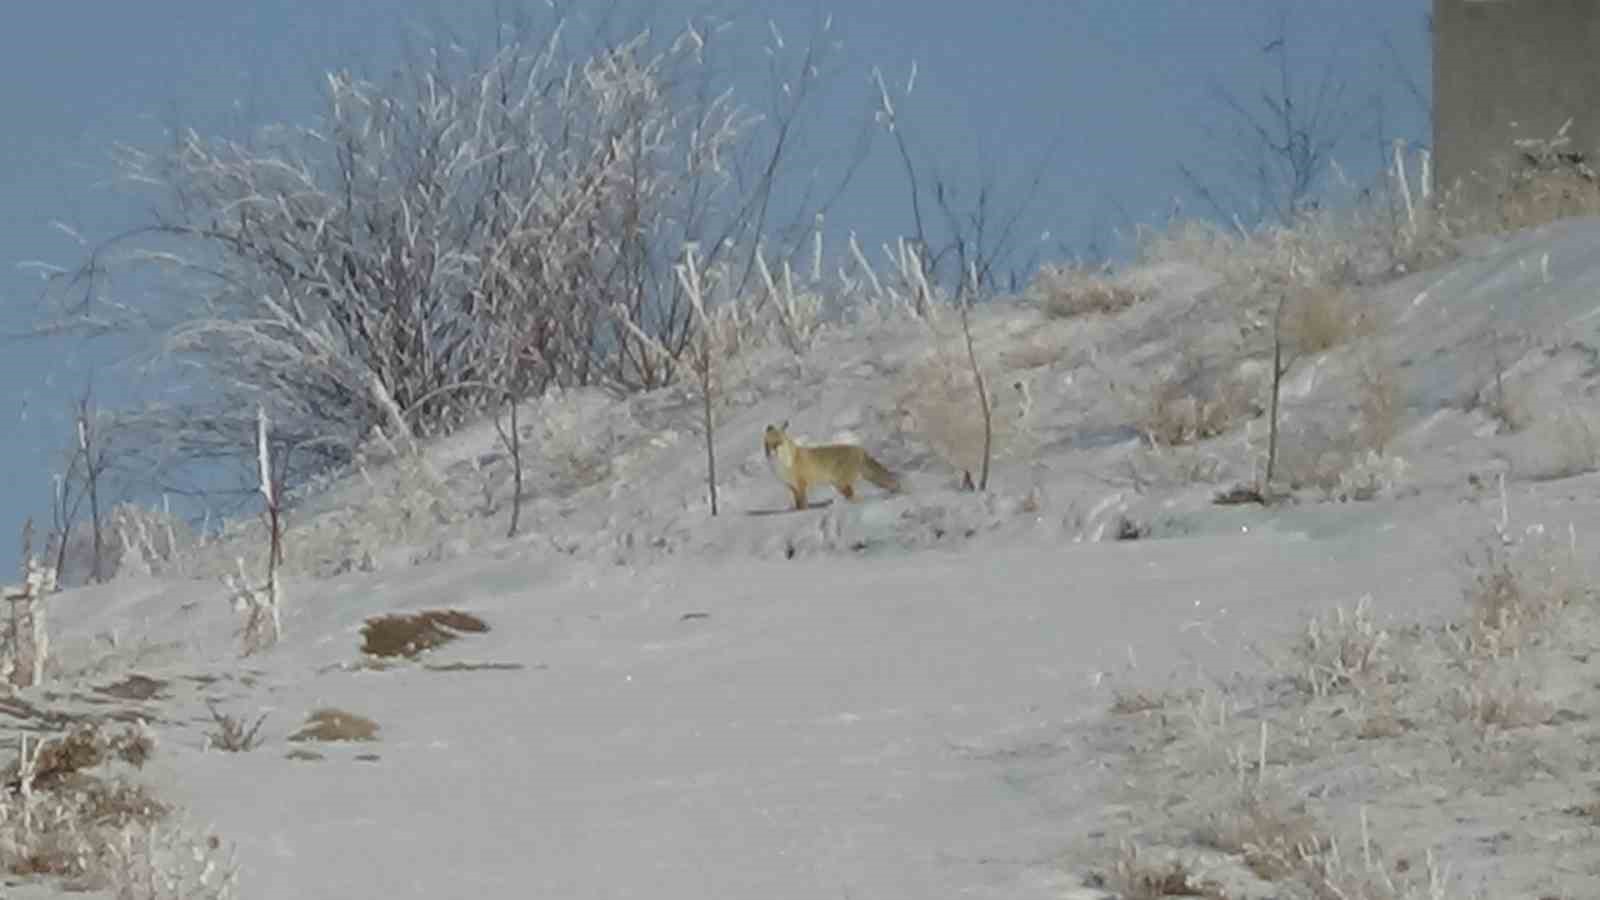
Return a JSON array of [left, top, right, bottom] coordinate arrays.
[[25, 216, 1600, 898]]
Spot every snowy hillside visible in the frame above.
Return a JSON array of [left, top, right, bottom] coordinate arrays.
[[14, 217, 1600, 898]]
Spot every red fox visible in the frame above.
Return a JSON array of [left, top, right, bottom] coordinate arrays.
[[763, 422, 901, 510]]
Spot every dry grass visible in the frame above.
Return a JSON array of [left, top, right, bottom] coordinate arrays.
[[1105, 845, 1220, 899], [288, 708, 380, 743], [1031, 263, 1145, 319], [1543, 407, 1600, 478], [3, 723, 153, 791], [1283, 595, 1392, 698], [1451, 674, 1553, 732], [0, 721, 233, 897], [360, 609, 489, 659], [1000, 331, 1071, 372], [204, 703, 268, 752], [1457, 533, 1582, 659], [1353, 348, 1403, 456], [897, 342, 1032, 481], [1131, 355, 1258, 449], [1281, 283, 1379, 357], [1197, 788, 1328, 882], [1499, 166, 1600, 230]]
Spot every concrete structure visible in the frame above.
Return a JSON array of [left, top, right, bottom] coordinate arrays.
[[1433, 0, 1600, 211]]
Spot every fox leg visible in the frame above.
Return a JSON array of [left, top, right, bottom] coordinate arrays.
[[790, 481, 809, 510]]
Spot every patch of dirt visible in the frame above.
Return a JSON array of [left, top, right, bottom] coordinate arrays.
[[286, 748, 324, 762], [288, 708, 380, 743], [94, 673, 168, 701], [361, 609, 490, 658]]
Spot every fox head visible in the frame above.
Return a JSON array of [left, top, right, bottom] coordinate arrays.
[[762, 421, 790, 458]]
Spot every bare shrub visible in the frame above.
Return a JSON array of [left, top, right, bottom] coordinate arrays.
[[360, 610, 488, 659], [1031, 263, 1144, 319], [41, 14, 834, 500], [204, 704, 268, 753], [289, 708, 380, 743]]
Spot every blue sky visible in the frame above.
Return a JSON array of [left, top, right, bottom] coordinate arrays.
[[0, 1, 1430, 577]]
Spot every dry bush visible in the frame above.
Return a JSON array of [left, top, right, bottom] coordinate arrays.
[[1271, 419, 1406, 502], [1353, 348, 1403, 456], [288, 708, 380, 743], [898, 343, 1033, 482], [1283, 595, 1392, 697], [360, 610, 489, 659], [204, 703, 268, 753], [1030, 263, 1145, 319], [1280, 283, 1378, 357], [1131, 355, 1258, 448]]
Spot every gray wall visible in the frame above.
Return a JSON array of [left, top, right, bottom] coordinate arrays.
[[1433, 0, 1600, 210]]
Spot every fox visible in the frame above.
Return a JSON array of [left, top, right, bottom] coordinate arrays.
[[762, 422, 901, 511]]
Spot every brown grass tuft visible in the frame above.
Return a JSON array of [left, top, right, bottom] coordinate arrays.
[[1197, 789, 1328, 882], [1280, 283, 1378, 357], [1458, 535, 1582, 659], [1031, 263, 1145, 319], [289, 708, 380, 743], [1353, 347, 1403, 456], [1284, 595, 1391, 697], [1132, 355, 1258, 448], [898, 343, 1031, 481], [1106, 845, 1219, 899], [361, 609, 489, 658]]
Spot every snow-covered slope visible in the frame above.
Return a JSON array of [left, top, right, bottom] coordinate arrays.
[[26, 217, 1600, 899]]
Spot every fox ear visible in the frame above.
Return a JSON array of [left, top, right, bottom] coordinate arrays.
[[781, 419, 789, 430]]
